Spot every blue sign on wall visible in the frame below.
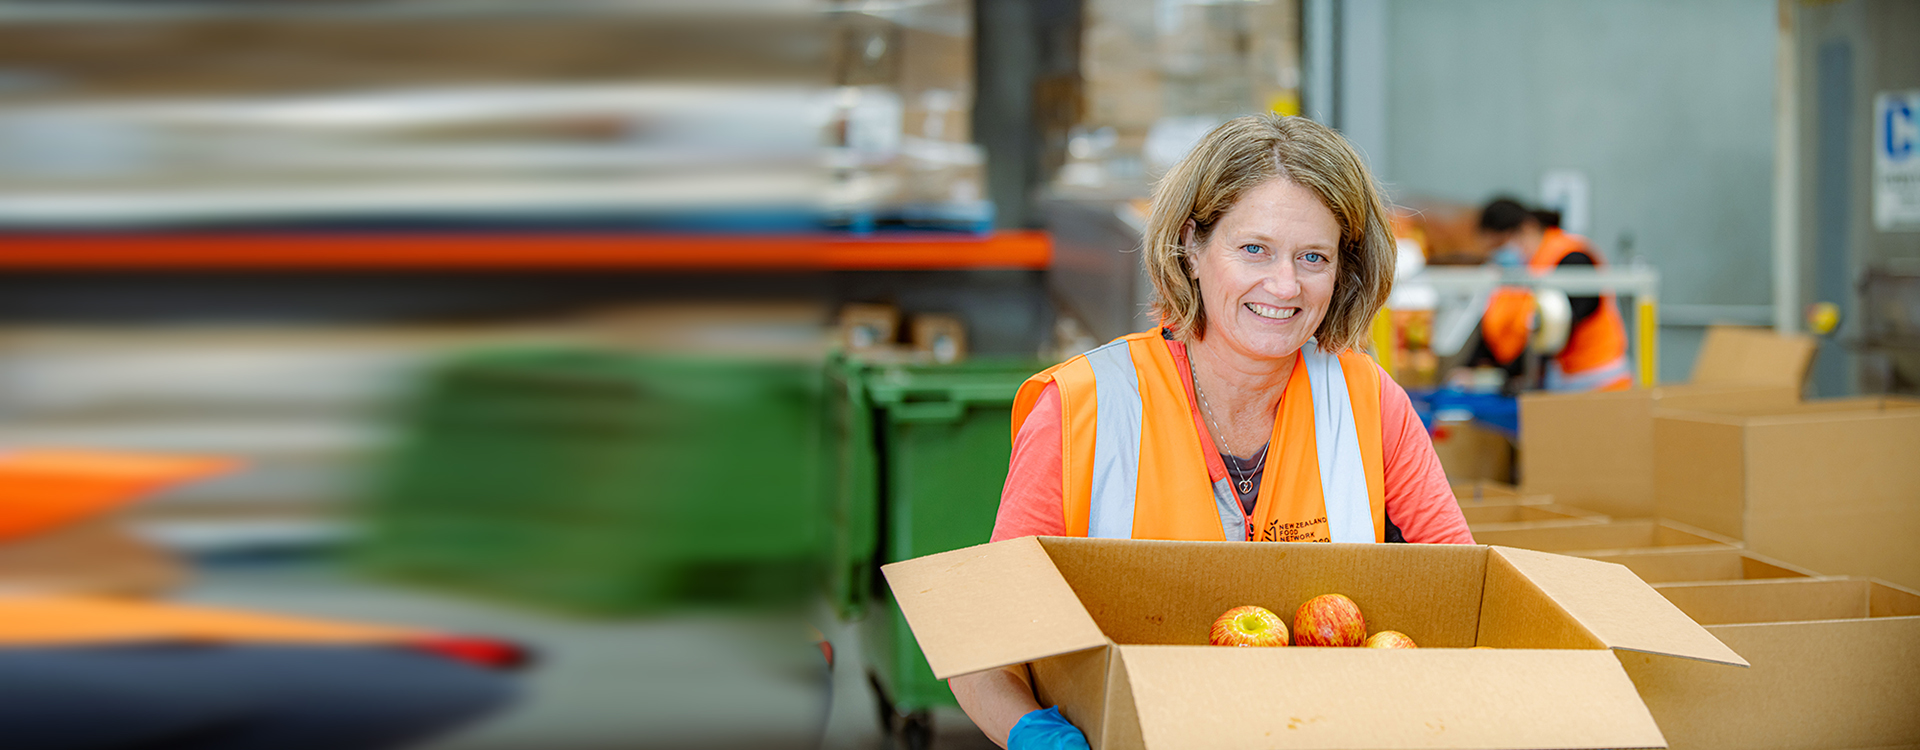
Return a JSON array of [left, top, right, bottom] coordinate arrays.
[[1875, 90, 1920, 230]]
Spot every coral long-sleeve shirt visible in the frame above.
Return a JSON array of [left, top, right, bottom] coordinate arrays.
[[991, 340, 1472, 545]]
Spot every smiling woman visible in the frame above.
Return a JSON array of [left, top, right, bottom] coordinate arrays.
[[951, 114, 1473, 750]]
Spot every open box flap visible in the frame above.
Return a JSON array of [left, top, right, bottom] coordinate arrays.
[[1114, 645, 1668, 750], [1492, 546, 1748, 667], [881, 536, 1107, 680], [1689, 325, 1815, 389]]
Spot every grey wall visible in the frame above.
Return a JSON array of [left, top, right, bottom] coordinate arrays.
[[1793, 0, 1920, 395], [1376, 0, 1777, 383]]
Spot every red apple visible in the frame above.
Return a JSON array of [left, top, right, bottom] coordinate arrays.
[[1209, 605, 1289, 647], [1292, 594, 1367, 647], [1364, 630, 1417, 648]]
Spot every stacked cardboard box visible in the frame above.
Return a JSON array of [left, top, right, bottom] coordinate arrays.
[[1501, 326, 1920, 748], [885, 536, 1746, 749], [1651, 397, 1920, 590], [1518, 326, 1814, 519]]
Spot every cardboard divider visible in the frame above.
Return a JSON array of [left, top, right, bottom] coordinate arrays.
[[1580, 548, 1819, 585], [1470, 520, 1738, 556], [1035, 538, 1488, 649], [1653, 578, 1875, 626], [1621, 577, 1920, 750], [1461, 503, 1609, 530]]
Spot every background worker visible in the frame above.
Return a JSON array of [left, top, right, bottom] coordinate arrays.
[[1474, 197, 1632, 392], [950, 114, 1473, 750]]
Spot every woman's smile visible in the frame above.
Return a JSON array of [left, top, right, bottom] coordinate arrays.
[[1244, 302, 1299, 321]]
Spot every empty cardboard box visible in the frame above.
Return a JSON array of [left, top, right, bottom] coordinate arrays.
[[1519, 326, 1813, 519], [1580, 548, 1821, 585], [1620, 577, 1920, 750], [1453, 480, 1556, 509], [1461, 503, 1609, 531], [884, 536, 1746, 750], [1652, 397, 1920, 590], [1452, 479, 1523, 500], [1470, 520, 1738, 557]]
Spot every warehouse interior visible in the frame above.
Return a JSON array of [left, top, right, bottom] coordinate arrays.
[[0, 1, 1915, 750]]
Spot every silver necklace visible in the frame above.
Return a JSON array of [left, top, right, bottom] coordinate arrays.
[[1191, 364, 1271, 495]]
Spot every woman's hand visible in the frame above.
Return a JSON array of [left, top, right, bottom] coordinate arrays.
[[1009, 706, 1090, 750]]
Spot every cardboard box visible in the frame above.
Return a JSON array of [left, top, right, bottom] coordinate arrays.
[[1580, 548, 1822, 585], [884, 536, 1746, 749], [909, 314, 967, 364], [1620, 577, 1920, 750], [1519, 326, 1813, 519], [1469, 520, 1738, 557], [1430, 419, 1512, 483], [1452, 480, 1558, 508], [1652, 397, 1920, 590], [837, 303, 900, 352], [1451, 479, 1523, 500], [1461, 503, 1609, 531]]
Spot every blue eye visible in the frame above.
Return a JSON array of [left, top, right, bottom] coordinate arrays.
[[1241, 244, 1266, 256], [1303, 251, 1328, 263]]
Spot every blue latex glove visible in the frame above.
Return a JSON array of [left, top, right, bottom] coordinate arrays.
[[1008, 706, 1090, 750]]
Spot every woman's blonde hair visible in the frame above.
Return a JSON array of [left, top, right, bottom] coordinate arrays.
[[1143, 113, 1395, 353]]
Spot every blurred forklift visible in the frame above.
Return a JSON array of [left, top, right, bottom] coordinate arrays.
[[0, 450, 523, 750]]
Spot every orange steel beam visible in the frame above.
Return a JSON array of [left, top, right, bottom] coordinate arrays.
[[0, 230, 1052, 271]]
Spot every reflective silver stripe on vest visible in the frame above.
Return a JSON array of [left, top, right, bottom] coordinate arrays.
[[1211, 477, 1244, 541], [1545, 356, 1631, 392], [1084, 339, 1142, 539], [1302, 343, 1375, 543]]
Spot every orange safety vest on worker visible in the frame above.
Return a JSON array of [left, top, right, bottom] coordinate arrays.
[[1010, 329, 1385, 543], [1480, 228, 1632, 392]]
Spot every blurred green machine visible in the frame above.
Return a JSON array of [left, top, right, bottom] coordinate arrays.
[[826, 356, 1049, 749], [360, 348, 826, 615]]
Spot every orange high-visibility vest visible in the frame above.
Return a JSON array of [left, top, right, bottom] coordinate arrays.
[[1479, 229, 1631, 392], [1010, 329, 1385, 543], [1531, 229, 1630, 391]]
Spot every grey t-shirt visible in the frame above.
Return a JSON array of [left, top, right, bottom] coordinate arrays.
[[1221, 448, 1266, 516]]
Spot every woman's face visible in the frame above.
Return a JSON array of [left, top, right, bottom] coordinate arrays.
[[1187, 178, 1342, 362]]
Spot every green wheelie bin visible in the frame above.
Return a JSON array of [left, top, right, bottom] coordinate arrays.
[[834, 357, 1050, 748]]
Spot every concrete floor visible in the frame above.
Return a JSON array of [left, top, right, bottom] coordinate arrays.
[[180, 563, 998, 750]]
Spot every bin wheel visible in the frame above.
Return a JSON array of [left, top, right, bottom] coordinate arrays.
[[895, 710, 933, 750], [867, 671, 897, 735]]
